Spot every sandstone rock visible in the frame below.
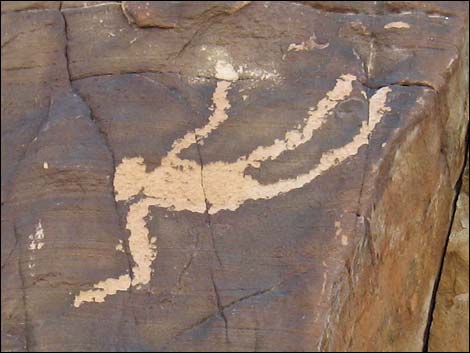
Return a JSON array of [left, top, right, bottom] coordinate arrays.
[[122, 1, 252, 28], [429, 155, 469, 352], [61, 1, 119, 9], [301, 1, 468, 16], [1, 1, 468, 351], [0, 1, 60, 13]]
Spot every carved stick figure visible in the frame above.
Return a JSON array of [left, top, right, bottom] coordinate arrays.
[[73, 74, 391, 307]]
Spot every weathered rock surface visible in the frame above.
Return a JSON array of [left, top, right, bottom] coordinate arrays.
[[429, 154, 469, 352], [1, 1, 468, 351]]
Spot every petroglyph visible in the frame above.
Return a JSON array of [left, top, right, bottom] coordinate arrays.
[[384, 22, 411, 29], [287, 32, 330, 52], [73, 75, 392, 307], [73, 274, 131, 307]]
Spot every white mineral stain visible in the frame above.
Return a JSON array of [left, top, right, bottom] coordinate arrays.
[[384, 22, 410, 29], [447, 57, 456, 69], [238, 66, 281, 82], [352, 49, 361, 61], [335, 220, 348, 246], [367, 40, 376, 77], [428, 13, 449, 19], [288, 32, 329, 52], [27, 220, 45, 277], [74, 73, 393, 307], [335, 221, 342, 236], [28, 220, 45, 251], [215, 60, 239, 81], [321, 272, 327, 295]]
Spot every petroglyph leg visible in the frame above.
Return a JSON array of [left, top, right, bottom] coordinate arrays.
[[127, 198, 157, 287]]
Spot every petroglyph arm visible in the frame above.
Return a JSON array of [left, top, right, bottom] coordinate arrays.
[[166, 81, 233, 158], [244, 74, 356, 167]]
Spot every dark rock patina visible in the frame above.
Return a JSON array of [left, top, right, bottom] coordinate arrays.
[[1, 1, 468, 351]]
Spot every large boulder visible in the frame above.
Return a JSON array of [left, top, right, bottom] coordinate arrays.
[[1, 1, 468, 351]]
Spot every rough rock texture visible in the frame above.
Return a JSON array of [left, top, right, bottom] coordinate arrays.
[[1, 1, 468, 351], [429, 154, 469, 352]]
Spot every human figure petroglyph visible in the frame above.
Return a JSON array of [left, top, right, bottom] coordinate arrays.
[[73, 74, 391, 307]]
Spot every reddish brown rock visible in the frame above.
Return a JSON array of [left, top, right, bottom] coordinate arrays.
[[0, 1, 60, 13], [301, 1, 468, 16], [1, 1, 468, 351], [122, 1, 252, 28], [61, 1, 119, 9], [429, 155, 469, 352]]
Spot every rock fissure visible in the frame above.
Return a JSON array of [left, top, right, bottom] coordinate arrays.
[[59, 7, 71, 83], [423, 127, 469, 351], [1, 233, 18, 271], [14, 223, 32, 352], [61, 5, 136, 306], [62, 5, 136, 280], [361, 80, 438, 92], [195, 124, 224, 268], [211, 270, 230, 343]]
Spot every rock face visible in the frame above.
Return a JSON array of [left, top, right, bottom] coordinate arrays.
[[429, 155, 469, 352], [1, 1, 468, 351]]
